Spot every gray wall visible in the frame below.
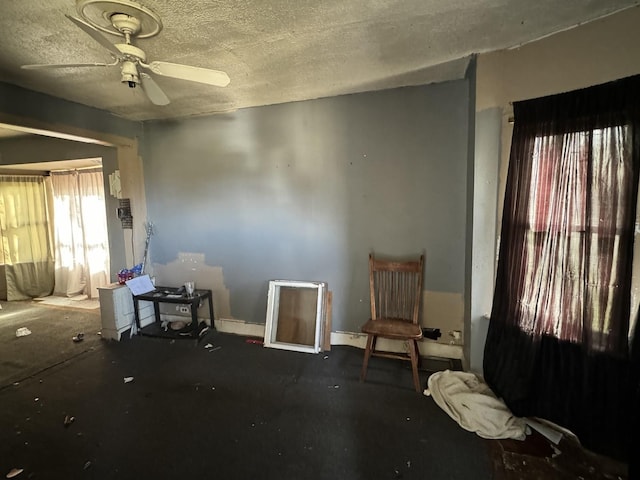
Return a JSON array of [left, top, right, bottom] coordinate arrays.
[[0, 82, 140, 139], [143, 81, 472, 332], [463, 57, 477, 369], [470, 107, 501, 374]]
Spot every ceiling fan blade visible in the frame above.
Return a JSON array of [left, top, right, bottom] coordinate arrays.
[[65, 14, 122, 58], [21, 62, 114, 70], [140, 73, 170, 106], [143, 61, 230, 87]]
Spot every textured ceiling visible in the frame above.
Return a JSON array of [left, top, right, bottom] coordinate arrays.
[[0, 0, 638, 122]]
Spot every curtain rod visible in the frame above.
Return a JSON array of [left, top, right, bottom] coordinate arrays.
[[52, 166, 102, 171], [48, 166, 103, 174]]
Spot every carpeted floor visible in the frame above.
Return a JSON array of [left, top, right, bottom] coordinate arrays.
[[33, 295, 100, 310], [0, 331, 492, 480], [0, 301, 630, 479], [0, 300, 102, 388]]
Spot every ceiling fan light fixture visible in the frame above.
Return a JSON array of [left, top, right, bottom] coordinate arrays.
[[120, 60, 139, 87]]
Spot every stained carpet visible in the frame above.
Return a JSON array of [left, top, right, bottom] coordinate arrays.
[[33, 295, 100, 310], [0, 302, 627, 479], [0, 330, 492, 479], [0, 300, 102, 388]]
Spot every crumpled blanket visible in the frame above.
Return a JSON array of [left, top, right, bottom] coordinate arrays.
[[426, 370, 527, 440]]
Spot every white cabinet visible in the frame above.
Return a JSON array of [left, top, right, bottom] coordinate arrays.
[[98, 284, 154, 341]]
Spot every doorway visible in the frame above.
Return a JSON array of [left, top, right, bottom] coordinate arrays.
[[0, 158, 110, 302]]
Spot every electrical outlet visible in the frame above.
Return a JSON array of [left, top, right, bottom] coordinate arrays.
[[179, 306, 190, 314], [447, 330, 463, 345]]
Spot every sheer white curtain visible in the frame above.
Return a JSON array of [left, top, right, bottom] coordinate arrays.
[[50, 169, 110, 299], [0, 175, 54, 300]]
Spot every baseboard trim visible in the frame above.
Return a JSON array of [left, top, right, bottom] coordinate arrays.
[[330, 331, 464, 360], [215, 317, 265, 337], [160, 315, 264, 337], [163, 316, 463, 360]]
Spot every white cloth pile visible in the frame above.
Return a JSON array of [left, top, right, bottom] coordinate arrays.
[[426, 370, 527, 440]]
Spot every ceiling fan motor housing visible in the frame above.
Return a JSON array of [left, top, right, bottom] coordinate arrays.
[[116, 43, 145, 87], [115, 43, 146, 62], [120, 60, 139, 87]]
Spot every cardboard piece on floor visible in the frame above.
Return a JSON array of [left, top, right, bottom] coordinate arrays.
[[525, 418, 563, 445], [323, 291, 332, 352]]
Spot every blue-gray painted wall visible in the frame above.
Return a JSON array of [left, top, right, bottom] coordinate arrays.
[[0, 82, 142, 139], [143, 81, 472, 332], [470, 107, 501, 374]]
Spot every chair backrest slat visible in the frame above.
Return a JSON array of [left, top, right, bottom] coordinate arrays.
[[369, 253, 424, 324]]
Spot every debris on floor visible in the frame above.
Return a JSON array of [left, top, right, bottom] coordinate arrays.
[[168, 320, 187, 331], [427, 370, 527, 440], [123, 377, 134, 384], [72, 333, 84, 343], [63, 415, 75, 427], [15, 327, 31, 337], [5, 467, 23, 478], [422, 327, 442, 340], [487, 429, 628, 480], [245, 338, 263, 345]]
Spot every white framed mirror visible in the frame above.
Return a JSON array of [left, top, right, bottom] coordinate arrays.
[[264, 280, 327, 354]]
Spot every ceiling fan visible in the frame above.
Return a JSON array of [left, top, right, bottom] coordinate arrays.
[[21, 0, 230, 106]]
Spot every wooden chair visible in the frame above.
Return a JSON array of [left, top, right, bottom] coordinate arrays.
[[360, 253, 424, 392]]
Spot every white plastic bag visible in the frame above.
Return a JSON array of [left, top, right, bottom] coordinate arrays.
[[16, 327, 32, 337]]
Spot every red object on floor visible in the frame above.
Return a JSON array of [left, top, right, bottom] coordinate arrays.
[[245, 338, 263, 345]]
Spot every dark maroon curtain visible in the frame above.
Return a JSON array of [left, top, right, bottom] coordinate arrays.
[[484, 75, 640, 460], [631, 314, 640, 476]]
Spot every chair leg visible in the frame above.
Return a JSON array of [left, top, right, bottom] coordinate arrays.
[[360, 334, 375, 382], [408, 339, 421, 393]]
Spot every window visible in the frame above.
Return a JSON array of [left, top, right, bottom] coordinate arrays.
[[522, 126, 632, 343]]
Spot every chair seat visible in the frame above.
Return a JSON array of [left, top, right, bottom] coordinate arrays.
[[361, 318, 423, 340]]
